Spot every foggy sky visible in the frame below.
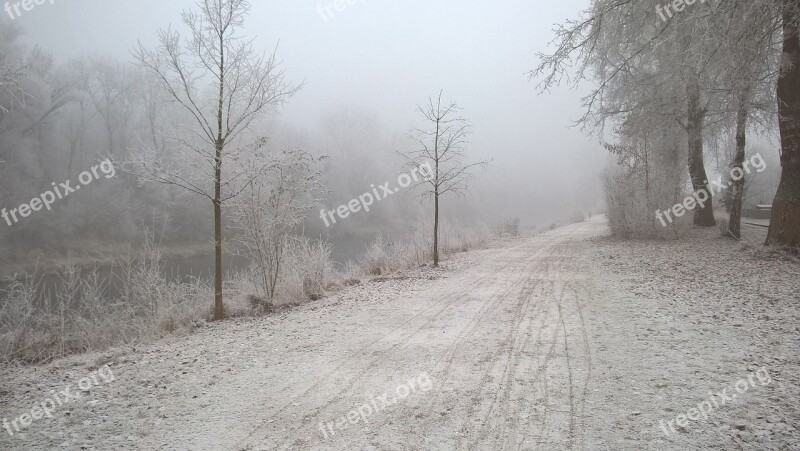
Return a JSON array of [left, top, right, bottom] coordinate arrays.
[[15, 0, 608, 224]]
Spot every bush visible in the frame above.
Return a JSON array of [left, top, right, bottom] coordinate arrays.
[[603, 164, 688, 239], [246, 294, 274, 313], [361, 235, 396, 276], [0, 237, 212, 364], [283, 238, 334, 303], [718, 215, 731, 238], [357, 220, 491, 276], [568, 212, 585, 224], [497, 217, 521, 237], [441, 224, 492, 254]]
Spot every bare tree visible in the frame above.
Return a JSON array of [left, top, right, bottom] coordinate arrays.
[[131, 0, 299, 319], [726, 89, 751, 239], [0, 22, 30, 121], [0, 66, 26, 118], [710, 1, 779, 239], [531, 0, 787, 233], [402, 91, 488, 267], [230, 148, 325, 302], [82, 55, 137, 158], [531, 0, 730, 227], [767, 0, 800, 248]]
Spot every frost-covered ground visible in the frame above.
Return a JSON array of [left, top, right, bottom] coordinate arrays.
[[0, 217, 797, 450], [584, 223, 800, 450]]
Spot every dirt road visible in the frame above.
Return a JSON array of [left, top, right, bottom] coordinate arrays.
[[220, 219, 598, 450], [4, 217, 798, 450]]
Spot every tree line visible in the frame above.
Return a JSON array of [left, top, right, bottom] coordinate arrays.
[[533, 0, 799, 246], [0, 0, 487, 320]]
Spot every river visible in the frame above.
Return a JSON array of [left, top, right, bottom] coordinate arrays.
[[0, 233, 380, 303]]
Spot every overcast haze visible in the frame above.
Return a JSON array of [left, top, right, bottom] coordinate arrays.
[[2, 0, 800, 449], [17, 0, 606, 224]]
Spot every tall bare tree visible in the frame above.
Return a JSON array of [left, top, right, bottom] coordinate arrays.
[[132, 0, 298, 319], [532, 0, 753, 228], [714, 1, 779, 239], [82, 55, 137, 159], [0, 22, 30, 121], [402, 91, 488, 267], [767, 0, 800, 248], [532, 0, 791, 236]]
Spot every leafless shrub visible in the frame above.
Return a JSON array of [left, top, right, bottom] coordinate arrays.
[[246, 294, 274, 313], [718, 217, 730, 238], [568, 212, 585, 224], [359, 220, 490, 276], [497, 217, 520, 237], [361, 236, 395, 276], [0, 232, 211, 363], [230, 148, 326, 303], [440, 224, 492, 254], [603, 165, 688, 239], [283, 238, 333, 303]]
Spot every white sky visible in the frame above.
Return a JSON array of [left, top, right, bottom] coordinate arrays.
[[16, 0, 609, 223]]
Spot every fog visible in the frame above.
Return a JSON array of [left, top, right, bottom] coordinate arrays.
[[13, 0, 606, 231], [0, 0, 616, 353], [2, 2, 799, 449]]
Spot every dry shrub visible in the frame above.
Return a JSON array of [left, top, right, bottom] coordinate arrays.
[[603, 165, 689, 239], [358, 220, 492, 276], [0, 235, 212, 364], [283, 238, 333, 304], [718, 217, 730, 237], [246, 294, 274, 313], [497, 217, 520, 237], [361, 236, 396, 276], [440, 224, 492, 254], [568, 212, 586, 224], [234, 236, 334, 308]]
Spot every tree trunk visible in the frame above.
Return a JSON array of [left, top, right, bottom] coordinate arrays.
[[687, 80, 716, 227], [214, 149, 224, 320], [433, 191, 440, 267], [433, 110, 441, 268], [213, 33, 226, 321], [767, 0, 800, 248], [728, 91, 749, 239]]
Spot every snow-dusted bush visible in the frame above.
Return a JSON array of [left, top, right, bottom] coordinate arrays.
[[718, 217, 729, 237], [603, 164, 688, 239], [440, 223, 492, 253], [0, 237, 211, 363], [361, 235, 396, 276], [285, 238, 334, 303], [496, 217, 520, 237], [358, 220, 491, 276], [568, 212, 586, 224], [229, 148, 326, 302]]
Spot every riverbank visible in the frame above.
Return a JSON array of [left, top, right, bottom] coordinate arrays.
[[2, 218, 797, 449], [0, 241, 214, 279], [0, 223, 500, 364]]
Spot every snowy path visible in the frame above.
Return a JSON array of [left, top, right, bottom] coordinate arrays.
[[231, 220, 600, 450], [3, 217, 798, 450]]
